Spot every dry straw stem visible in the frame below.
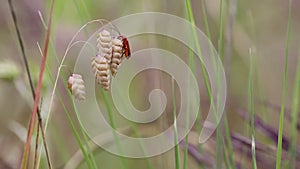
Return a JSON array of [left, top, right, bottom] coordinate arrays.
[[20, 0, 55, 168], [7, 0, 52, 168]]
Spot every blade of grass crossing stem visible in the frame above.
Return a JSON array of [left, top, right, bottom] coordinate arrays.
[[249, 48, 257, 169], [276, 0, 292, 169], [172, 78, 180, 169], [287, 44, 300, 168], [20, 0, 54, 168]]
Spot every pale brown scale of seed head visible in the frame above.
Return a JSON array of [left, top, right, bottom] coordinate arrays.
[[97, 30, 112, 63], [68, 74, 86, 101], [111, 38, 123, 76], [91, 54, 111, 90]]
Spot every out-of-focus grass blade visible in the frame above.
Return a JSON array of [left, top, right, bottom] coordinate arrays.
[[276, 0, 292, 168]]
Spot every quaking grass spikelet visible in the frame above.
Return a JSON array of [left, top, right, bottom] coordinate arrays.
[[111, 38, 123, 76], [91, 54, 111, 91], [68, 73, 86, 101]]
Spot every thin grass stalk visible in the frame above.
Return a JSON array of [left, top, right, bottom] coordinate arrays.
[[185, 0, 212, 99], [287, 45, 300, 168], [224, 115, 236, 169], [182, 3, 198, 168], [183, 43, 194, 169], [216, 0, 224, 167], [185, 0, 218, 153], [246, 9, 270, 123], [172, 78, 180, 169], [187, 1, 224, 167], [276, 0, 292, 168], [33, 121, 40, 169], [199, 4, 235, 168], [223, 146, 230, 169], [216, 126, 223, 168], [185, 1, 207, 168], [9, 0, 54, 168], [249, 48, 257, 169], [8, 0, 52, 168]]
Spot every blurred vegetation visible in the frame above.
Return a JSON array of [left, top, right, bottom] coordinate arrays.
[[0, 0, 300, 169]]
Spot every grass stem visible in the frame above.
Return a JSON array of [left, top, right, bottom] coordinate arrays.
[[249, 48, 257, 169], [276, 0, 292, 168], [172, 78, 180, 169]]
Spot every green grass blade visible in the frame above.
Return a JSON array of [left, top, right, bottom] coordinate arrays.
[[172, 78, 180, 169], [70, 94, 98, 169], [249, 48, 257, 169], [185, 0, 212, 98], [217, 0, 224, 167], [183, 42, 194, 169], [287, 44, 300, 169], [224, 115, 236, 169], [100, 89, 128, 169], [218, 0, 224, 60], [187, 0, 226, 168], [276, 0, 292, 168]]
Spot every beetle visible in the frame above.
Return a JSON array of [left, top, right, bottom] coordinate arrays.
[[117, 35, 131, 58]]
